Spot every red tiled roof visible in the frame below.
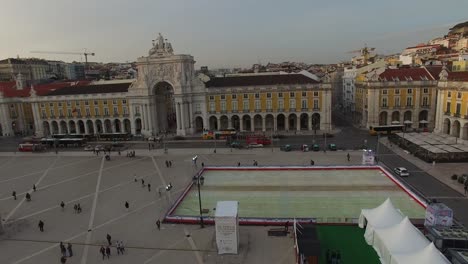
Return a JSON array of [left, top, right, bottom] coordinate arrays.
[[44, 82, 131, 96], [405, 44, 441, 49], [0, 81, 91, 98], [424, 66, 443, 80], [205, 74, 319, 88], [447, 71, 468, 81], [379, 68, 435, 81]]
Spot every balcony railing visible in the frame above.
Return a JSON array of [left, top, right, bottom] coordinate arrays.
[[231, 110, 238, 113], [255, 109, 262, 113], [289, 108, 296, 112], [444, 111, 451, 116], [454, 113, 461, 118], [242, 109, 249, 113], [50, 115, 56, 119], [464, 115, 468, 120], [278, 108, 285, 112], [122, 114, 129, 117], [59, 115, 65, 118], [301, 108, 308, 112], [313, 107, 320, 111], [135, 113, 141, 117], [113, 114, 119, 117], [221, 110, 227, 114], [208, 111, 216, 114], [194, 111, 201, 114], [266, 108, 273, 112]]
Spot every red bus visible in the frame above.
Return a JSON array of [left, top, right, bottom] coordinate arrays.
[[246, 135, 271, 145], [18, 143, 45, 152]]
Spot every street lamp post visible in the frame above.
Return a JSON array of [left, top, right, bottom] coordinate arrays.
[[194, 175, 205, 228]]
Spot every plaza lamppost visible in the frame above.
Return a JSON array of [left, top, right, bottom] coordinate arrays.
[[193, 173, 205, 228]]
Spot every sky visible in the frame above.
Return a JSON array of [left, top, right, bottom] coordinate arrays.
[[1, 0, 467, 68]]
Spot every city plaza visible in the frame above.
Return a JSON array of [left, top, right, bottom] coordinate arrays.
[[0, 148, 396, 264]]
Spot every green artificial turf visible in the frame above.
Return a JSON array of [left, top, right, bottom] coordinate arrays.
[[316, 226, 380, 264]]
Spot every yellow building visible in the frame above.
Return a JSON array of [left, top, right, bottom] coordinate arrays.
[[355, 66, 440, 130], [202, 73, 332, 132], [435, 68, 468, 139]]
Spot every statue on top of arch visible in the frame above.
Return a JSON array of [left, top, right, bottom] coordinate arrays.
[[149, 33, 174, 56]]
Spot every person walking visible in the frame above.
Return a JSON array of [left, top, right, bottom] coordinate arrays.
[[165, 160, 169, 168], [156, 219, 161, 230], [347, 153, 350, 162], [201, 162, 204, 167], [116, 241, 122, 255], [67, 243, 73, 257], [60, 201, 65, 211], [169, 161, 172, 167], [25, 193, 31, 201], [119, 240, 125, 254], [60, 256, 67, 264], [73, 204, 78, 213], [105, 245, 111, 259], [148, 183, 151, 192], [141, 179, 145, 187], [38, 220, 44, 232], [134, 174, 137, 182], [12, 191, 16, 200], [106, 234, 112, 245], [125, 201, 129, 211], [33, 184, 36, 192], [60, 242, 66, 257], [99, 246, 106, 260], [237, 162, 241, 167], [77, 204, 82, 213]]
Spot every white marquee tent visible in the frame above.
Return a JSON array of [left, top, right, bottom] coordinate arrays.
[[390, 242, 450, 264], [372, 217, 430, 264], [358, 198, 405, 244]]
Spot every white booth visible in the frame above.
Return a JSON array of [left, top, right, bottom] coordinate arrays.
[[215, 201, 239, 254]]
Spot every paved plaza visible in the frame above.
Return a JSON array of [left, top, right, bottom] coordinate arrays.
[[0, 148, 367, 264], [0, 144, 466, 263]]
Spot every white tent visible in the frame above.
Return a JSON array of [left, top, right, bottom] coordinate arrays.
[[373, 217, 430, 264], [359, 198, 405, 244], [390, 243, 450, 264]]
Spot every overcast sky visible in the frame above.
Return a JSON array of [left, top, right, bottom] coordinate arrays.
[[1, 0, 467, 68]]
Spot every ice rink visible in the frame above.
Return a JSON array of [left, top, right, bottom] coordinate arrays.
[[170, 167, 426, 222]]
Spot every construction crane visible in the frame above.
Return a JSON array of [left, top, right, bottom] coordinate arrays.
[[347, 45, 375, 65], [30, 50, 95, 70]]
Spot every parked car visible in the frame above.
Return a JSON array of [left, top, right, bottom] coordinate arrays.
[[280, 144, 292, 152], [328, 143, 337, 151], [230, 141, 244, 149], [84, 145, 94, 151], [94, 145, 105, 151], [248, 143, 264, 148], [312, 144, 320, 151], [394, 167, 410, 177]]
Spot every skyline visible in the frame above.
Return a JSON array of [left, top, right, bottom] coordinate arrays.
[[1, 0, 467, 68]]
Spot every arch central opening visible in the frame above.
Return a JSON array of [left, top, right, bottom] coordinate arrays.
[[154, 82, 176, 133]]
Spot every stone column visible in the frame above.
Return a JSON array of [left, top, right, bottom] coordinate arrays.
[[176, 102, 182, 131], [273, 115, 277, 131], [285, 116, 289, 131], [239, 117, 243, 131], [94, 120, 99, 135], [84, 121, 89, 134], [228, 116, 233, 129], [308, 114, 313, 131], [188, 102, 193, 129], [250, 116, 254, 132], [180, 102, 186, 130], [296, 116, 300, 131], [262, 116, 266, 132]]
